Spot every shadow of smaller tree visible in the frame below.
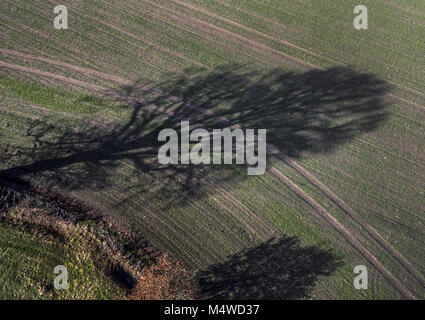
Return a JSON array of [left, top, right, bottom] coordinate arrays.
[[196, 236, 342, 299]]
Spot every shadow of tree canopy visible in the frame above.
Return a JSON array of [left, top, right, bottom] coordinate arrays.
[[196, 235, 342, 299], [0, 65, 391, 205], [159, 65, 391, 157]]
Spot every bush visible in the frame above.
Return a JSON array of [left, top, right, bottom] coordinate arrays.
[[130, 254, 197, 300]]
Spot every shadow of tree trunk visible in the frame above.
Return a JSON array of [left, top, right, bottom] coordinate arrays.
[[0, 65, 391, 202]]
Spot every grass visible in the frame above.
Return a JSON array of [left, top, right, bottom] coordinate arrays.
[[0, 77, 106, 114], [0, 221, 126, 299], [0, 0, 424, 299]]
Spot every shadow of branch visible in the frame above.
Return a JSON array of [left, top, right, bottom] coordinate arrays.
[[1, 65, 391, 206]]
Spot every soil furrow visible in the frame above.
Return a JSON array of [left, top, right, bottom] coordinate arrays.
[[3, 59, 423, 295], [267, 166, 416, 300], [267, 146, 425, 289]]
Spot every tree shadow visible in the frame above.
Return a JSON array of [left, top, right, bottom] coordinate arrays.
[[160, 65, 391, 157], [0, 65, 391, 207], [196, 235, 342, 299]]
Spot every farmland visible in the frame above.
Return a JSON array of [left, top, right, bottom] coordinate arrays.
[[0, 0, 424, 299]]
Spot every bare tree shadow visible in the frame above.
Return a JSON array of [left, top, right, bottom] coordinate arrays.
[[0, 65, 391, 288], [196, 236, 342, 299], [0, 65, 391, 208]]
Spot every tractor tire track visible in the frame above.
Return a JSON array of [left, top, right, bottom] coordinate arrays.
[[143, 0, 313, 70], [267, 166, 416, 300], [168, 0, 331, 63], [0, 61, 273, 268], [2, 57, 424, 296], [147, 0, 425, 106], [0, 61, 106, 92], [267, 145, 425, 290], [0, 49, 133, 87], [189, 0, 425, 100]]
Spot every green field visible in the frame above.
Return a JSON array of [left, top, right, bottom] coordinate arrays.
[[0, 0, 424, 299]]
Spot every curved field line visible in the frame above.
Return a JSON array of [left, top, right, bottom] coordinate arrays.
[[42, 0, 209, 76], [0, 49, 133, 87], [213, 0, 425, 81], [154, 81, 425, 294], [152, 0, 425, 103], [0, 61, 105, 92], [91, 17, 209, 71], [267, 146, 425, 290], [0, 62, 272, 267], [150, 81, 425, 293], [48, 0, 210, 72], [113, 0, 273, 68], [143, 0, 314, 70], [267, 166, 416, 300], [2, 58, 424, 295], [168, 0, 334, 63], [0, 13, 110, 70]]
